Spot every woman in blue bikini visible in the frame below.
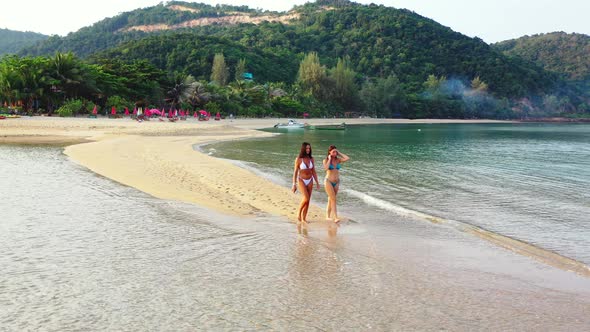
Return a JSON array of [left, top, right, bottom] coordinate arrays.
[[323, 145, 350, 223], [292, 142, 320, 223]]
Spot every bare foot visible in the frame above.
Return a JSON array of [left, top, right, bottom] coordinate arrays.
[[326, 217, 332, 221], [301, 219, 308, 224], [333, 218, 341, 223]]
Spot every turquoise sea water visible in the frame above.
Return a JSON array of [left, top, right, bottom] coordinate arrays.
[[207, 123, 590, 265]]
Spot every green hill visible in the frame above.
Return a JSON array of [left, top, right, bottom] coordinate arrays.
[[20, 0, 556, 98], [0, 28, 48, 55], [7, 0, 587, 118], [494, 32, 590, 82]]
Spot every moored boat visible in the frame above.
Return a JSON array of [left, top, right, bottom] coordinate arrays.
[[274, 119, 306, 129], [309, 122, 346, 130]]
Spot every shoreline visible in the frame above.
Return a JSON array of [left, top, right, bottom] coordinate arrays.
[[2, 116, 590, 277]]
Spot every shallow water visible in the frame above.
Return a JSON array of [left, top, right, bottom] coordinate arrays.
[[1, 145, 590, 331], [207, 123, 590, 265]]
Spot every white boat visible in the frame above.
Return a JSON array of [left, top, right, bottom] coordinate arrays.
[[274, 119, 306, 129]]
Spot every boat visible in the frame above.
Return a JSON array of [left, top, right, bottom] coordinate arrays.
[[274, 119, 306, 129], [310, 122, 346, 130]]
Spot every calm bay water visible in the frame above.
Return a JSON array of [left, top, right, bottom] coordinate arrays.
[[207, 123, 590, 265], [2, 137, 590, 330]]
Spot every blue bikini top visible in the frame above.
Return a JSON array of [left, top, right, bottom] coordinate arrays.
[[328, 163, 341, 170]]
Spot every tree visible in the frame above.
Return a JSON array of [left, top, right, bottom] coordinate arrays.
[[471, 76, 488, 92], [360, 74, 403, 117], [167, 74, 197, 109], [329, 57, 358, 111], [234, 58, 246, 82], [297, 52, 326, 98], [52, 52, 84, 99], [182, 81, 211, 111], [210, 53, 229, 86]]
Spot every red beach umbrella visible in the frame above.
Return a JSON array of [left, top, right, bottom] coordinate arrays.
[[124, 107, 130, 116], [92, 105, 97, 115], [111, 106, 116, 115], [133, 107, 137, 115]]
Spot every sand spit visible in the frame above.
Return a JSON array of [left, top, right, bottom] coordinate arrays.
[[9, 116, 587, 278]]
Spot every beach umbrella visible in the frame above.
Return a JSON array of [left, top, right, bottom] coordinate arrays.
[[124, 107, 130, 116], [180, 110, 185, 117], [133, 107, 137, 115], [111, 106, 116, 115], [92, 105, 97, 115], [193, 111, 198, 118]]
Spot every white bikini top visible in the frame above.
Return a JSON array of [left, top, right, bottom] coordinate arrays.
[[299, 159, 313, 170]]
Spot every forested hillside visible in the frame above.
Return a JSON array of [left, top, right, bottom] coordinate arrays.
[[4, 0, 588, 118], [494, 32, 590, 81], [20, 0, 555, 98], [0, 28, 48, 55]]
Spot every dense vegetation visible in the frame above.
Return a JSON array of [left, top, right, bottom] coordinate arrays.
[[494, 32, 590, 116], [494, 32, 590, 81], [0, 28, 48, 55], [5, 1, 589, 118]]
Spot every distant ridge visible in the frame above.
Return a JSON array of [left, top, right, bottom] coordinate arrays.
[[494, 32, 590, 82], [0, 28, 48, 55]]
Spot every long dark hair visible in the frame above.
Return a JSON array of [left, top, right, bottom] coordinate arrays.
[[327, 145, 337, 159], [298, 142, 312, 158]]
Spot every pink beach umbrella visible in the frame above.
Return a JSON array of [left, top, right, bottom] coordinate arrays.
[[133, 107, 137, 115], [124, 107, 130, 116], [92, 105, 97, 115], [111, 106, 116, 115], [193, 111, 198, 118]]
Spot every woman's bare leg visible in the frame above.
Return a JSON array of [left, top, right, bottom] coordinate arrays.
[[324, 179, 336, 220], [332, 183, 340, 222], [297, 179, 311, 223], [301, 183, 313, 222]]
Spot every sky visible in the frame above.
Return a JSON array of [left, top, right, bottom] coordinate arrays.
[[1, 0, 589, 43]]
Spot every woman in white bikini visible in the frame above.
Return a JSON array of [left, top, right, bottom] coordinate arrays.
[[323, 145, 350, 223], [292, 142, 320, 223]]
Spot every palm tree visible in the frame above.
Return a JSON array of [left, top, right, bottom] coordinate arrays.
[[52, 52, 83, 99], [182, 81, 211, 112], [166, 74, 197, 110]]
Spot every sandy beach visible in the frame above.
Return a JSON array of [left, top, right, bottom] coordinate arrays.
[[0, 116, 512, 223]]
